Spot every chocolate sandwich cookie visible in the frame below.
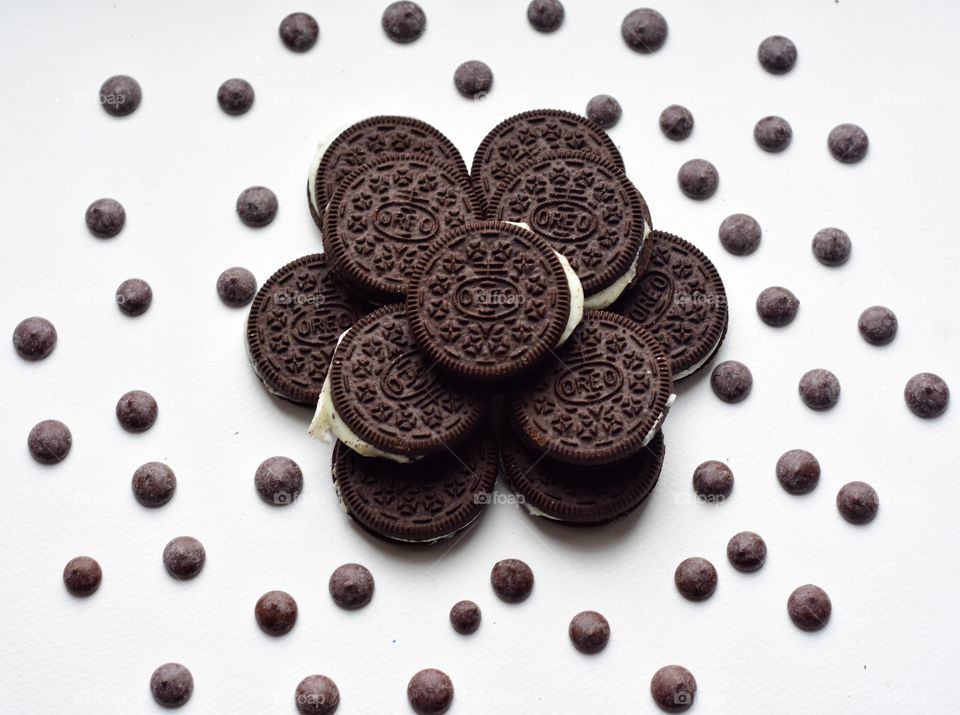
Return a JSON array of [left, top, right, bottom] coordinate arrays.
[[246, 254, 369, 406], [310, 304, 487, 462], [612, 231, 728, 380], [407, 221, 582, 381], [309, 116, 468, 229], [502, 430, 665, 525], [471, 109, 624, 206], [487, 150, 651, 309], [507, 310, 673, 466], [332, 432, 498, 543], [323, 153, 482, 303]]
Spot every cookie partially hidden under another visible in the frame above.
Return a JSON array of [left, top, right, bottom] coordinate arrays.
[[613, 231, 728, 380], [333, 432, 498, 543], [508, 310, 673, 466], [309, 304, 488, 463], [502, 430, 665, 525]]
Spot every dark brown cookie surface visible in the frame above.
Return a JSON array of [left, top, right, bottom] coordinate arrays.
[[332, 432, 498, 543], [508, 310, 672, 466], [471, 109, 624, 205], [328, 304, 487, 458], [613, 231, 727, 380], [323, 153, 482, 302], [502, 430, 664, 525], [313, 116, 467, 219], [407, 221, 572, 381], [487, 150, 649, 299], [246, 254, 368, 406]]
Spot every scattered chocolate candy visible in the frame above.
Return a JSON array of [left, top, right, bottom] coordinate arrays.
[[904, 372, 949, 418], [13, 316, 57, 361], [692, 460, 734, 501], [659, 104, 693, 140], [718, 213, 761, 256], [254, 456, 303, 506], [28, 419, 72, 464], [710, 360, 753, 403], [99, 74, 141, 116], [586, 94, 622, 129], [568, 610, 610, 654], [163, 536, 206, 580], [674, 557, 717, 601], [449, 600, 481, 635], [236, 186, 278, 227], [150, 662, 193, 708], [217, 78, 255, 115], [754, 115, 793, 152], [132, 462, 177, 508], [85, 197, 126, 238], [329, 563, 374, 610], [408, 669, 454, 715], [491, 559, 534, 603], [758, 35, 797, 74], [621, 8, 668, 53], [677, 158, 718, 199], [454, 60, 493, 98], [280, 12, 319, 52], [295, 674, 340, 715], [382, 1, 426, 43], [857, 306, 897, 345], [787, 584, 831, 631], [527, 0, 564, 33], [255, 590, 299, 636], [63, 556, 102, 597], [776, 449, 820, 495], [726, 531, 767, 572], [756, 286, 799, 327], [650, 664, 697, 712], [812, 227, 852, 266], [216, 267, 257, 307], [115, 278, 152, 316], [799, 369, 840, 411], [828, 123, 869, 164], [836, 481, 879, 524], [116, 389, 158, 432]]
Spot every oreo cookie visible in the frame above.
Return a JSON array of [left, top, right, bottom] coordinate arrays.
[[332, 432, 498, 543], [308, 116, 468, 229], [322, 153, 483, 303], [613, 231, 728, 380], [507, 310, 673, 466], [502, 430, 665, 525], [246, 254, 369, 405], [487, 150, 651, 309], [309, 304, 487, 462], [471, 109, 624, 206], [407, 221, 583, 381]]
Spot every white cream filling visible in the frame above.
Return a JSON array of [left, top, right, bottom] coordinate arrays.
[[307, 329, 417, 464], [644, 393, 676, 445], [673, 330, 725, 380], [555, 250, 584, 346], [502, 222, 583, 347], [583, 219, 652, 310]]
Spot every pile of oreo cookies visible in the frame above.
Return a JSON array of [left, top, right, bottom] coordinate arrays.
[[246, 110, 729, 542]]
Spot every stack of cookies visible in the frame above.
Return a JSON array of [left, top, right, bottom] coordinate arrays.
[[245, 110, 729, 542]]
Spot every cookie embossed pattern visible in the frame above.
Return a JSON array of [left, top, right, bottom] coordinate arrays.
[[323, 153, 483, 302]]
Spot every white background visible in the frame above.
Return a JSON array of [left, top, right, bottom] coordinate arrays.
[[1, 1, 958, 713]]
